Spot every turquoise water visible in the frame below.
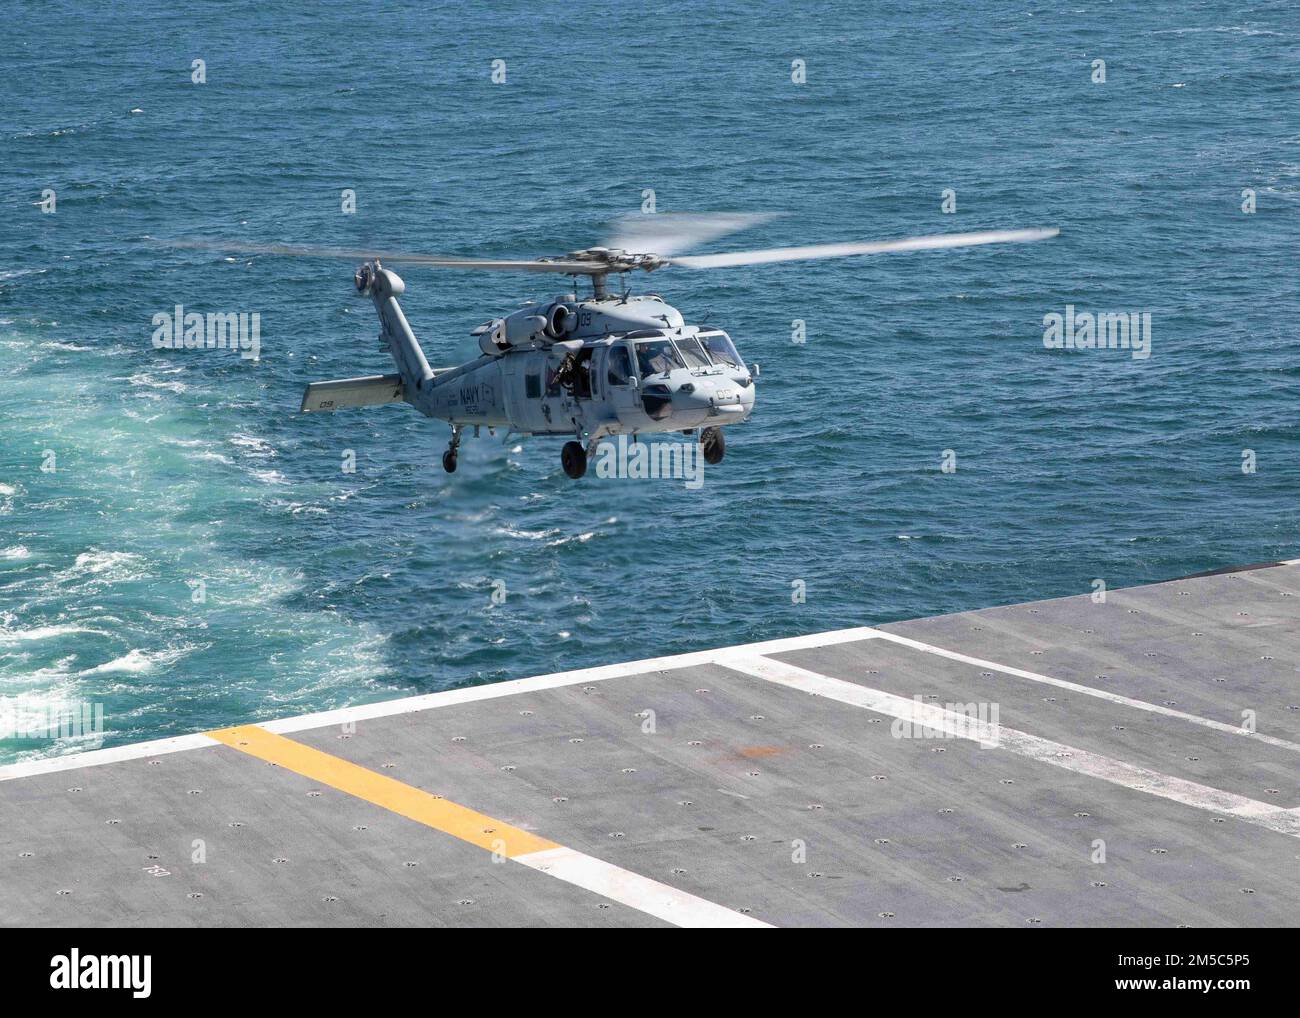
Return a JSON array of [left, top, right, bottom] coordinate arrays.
[[2, 2, 1297, 763]]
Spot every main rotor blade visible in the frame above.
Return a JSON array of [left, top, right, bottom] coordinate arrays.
[[603, 212, 779, 258], [667, 227, 1060, 269], [153, 238, 598, 274]]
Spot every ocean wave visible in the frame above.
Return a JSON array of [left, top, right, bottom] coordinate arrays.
[[79, 646, 192, 676], [185, 450, 236, 465], [127, 371, 189, 394], [0, 657, 81, 685], [74, 550, 141, 574], [0, 623, 108, 644], [494, 524, 558, 540], [230, 434, 277, 457], [546, 531, 596, 547], [1152, 24, 1282, 37], [40, 341, 95, 352], [55, 549, 148, 584]]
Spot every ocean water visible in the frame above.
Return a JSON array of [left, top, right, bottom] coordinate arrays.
[[1, 2, 1297, 764]]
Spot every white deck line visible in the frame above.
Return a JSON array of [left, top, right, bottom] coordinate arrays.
[[0, 627, 882, 781], [866, 629, 1300, 754], [514, 846, 773, 928], [0, 733, 218, 782], [722, 655, 1300, 840]]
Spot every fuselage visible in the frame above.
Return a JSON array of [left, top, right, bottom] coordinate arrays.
[[411, 294, 756, 440]]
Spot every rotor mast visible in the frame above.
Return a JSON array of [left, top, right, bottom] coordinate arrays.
[[558, 248, 666, 301]]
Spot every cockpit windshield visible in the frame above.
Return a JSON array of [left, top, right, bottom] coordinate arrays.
[[698, 331, 744, 371], [673, 336, 712, 369], [635, 339, 684, 377]]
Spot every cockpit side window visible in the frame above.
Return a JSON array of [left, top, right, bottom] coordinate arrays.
[[699, 331, 744, 370], [608, 344, 632, 386], [635, 339, 684, 377], [673, 336, 711, 369]]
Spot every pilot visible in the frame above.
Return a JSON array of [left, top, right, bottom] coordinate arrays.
[[637, 342, 674, 377]]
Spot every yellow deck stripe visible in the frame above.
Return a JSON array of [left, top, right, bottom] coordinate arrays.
[[210, 724, 558, 857]]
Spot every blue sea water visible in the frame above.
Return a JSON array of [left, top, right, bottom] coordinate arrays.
[[1, 2, 1297, 764]]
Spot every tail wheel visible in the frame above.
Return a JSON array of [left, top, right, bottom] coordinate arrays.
[[442, 450, 458, 473], [701, 426, 725, 465], [561, 440, 587, 480]]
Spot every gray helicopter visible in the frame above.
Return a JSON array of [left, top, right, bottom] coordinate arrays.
[[177, 215, 1057, 478]]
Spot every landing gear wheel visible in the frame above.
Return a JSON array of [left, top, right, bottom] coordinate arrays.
[[561, 440, 587, 479], [443, 425, 463, 473], [701, 426, 725, 465]]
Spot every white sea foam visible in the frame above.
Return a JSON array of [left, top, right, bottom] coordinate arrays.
[[41, 341, 94, 352], [188, 450, 235, 465], [547, 531, 596, 547], [231, 434, 276, 457], [1153, 24, 1280, 37], [79, 646, 189, 676], [57, 549, 148, 584], [496, 524, 556, 540], [128, 371, 188, 394], [74, 550, 141, 574], [0, 623, 104, 644]]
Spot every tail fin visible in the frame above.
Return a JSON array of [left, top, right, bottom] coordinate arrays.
[[301, 374, 403, 413], [359, 261, 436, 390]]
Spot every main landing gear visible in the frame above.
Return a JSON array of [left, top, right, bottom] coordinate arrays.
[[442, 426, 462, 473], [700, 426, 725, 465], [561, 440, 587, 479]]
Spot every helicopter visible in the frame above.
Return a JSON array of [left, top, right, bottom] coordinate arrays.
[[170, 215, 1058, 478]]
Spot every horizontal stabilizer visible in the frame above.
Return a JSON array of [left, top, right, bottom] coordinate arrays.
[[301, 374, 405, 412]]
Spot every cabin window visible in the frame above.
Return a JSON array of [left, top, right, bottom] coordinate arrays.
[[699, 331, 745, 370], [635, 339, 684, 378], [673, 336, 711, 369], [525, 372, 541, 398], [607, 345, 632, 386]]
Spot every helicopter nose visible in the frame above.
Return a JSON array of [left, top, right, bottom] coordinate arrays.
[[672, 377, 749, 419]]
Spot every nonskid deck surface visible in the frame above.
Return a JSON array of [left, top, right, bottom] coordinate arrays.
[[2, 562, 1298, 927]]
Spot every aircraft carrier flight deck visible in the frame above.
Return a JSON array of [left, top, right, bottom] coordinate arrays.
[[2, 561, 1297, 928]]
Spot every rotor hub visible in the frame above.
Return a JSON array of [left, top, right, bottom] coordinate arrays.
[[559, 248, 669, 274]]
